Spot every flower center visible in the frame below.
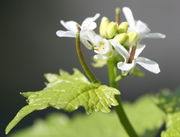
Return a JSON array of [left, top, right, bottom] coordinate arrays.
[[94, 41, 105, 51]]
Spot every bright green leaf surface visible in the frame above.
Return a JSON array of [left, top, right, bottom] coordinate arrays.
[[9, 95, 164, 137], [6, 69, 120, 134], [161, 112, 180, 137]]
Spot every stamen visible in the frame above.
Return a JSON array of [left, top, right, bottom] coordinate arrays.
[[127, 46, 136, 63], [94, 42, 105, 50]]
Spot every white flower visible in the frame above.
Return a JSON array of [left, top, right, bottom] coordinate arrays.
[[56, 13, 100, 49], [122, 7, 166, 40], [86, 31, 113, 60], [110, 39, 160, 74]]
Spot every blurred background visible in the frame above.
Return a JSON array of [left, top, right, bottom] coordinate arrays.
[[0, 0, 179, 136]]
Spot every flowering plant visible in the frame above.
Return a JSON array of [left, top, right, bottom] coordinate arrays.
[[6, 7, 180, 137]]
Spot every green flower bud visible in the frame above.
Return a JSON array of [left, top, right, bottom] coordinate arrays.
[[107, 22, 118, 39], [118, 22, 129, 33], [114, 33, 128, 44], [99, 17, 110, 38], [127, 32, 138, 45]]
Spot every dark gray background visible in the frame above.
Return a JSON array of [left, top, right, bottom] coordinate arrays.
[[0, 0, 179, 136]]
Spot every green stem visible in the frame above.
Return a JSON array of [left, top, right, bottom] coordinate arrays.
[[76, 32, 99, 83], [107, 57, 139, 137]]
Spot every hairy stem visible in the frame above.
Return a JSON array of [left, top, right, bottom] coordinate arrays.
[[76, 32, 99, 83], [107, 57, 139, 137]]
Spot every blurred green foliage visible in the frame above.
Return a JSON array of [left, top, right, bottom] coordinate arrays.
[[156, 88, 180, 137]]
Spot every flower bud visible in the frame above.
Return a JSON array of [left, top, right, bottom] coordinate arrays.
[[114, 33, 128, 44], [99, 17, 110, 38], [127, 32, 138, 45], [107, 22, 118, 39], [118, 22, 129, 33]]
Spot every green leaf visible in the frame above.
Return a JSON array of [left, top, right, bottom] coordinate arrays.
[[155, 88, 180, 137], [161, 112, 180, 137], [9, 95, 164, 137], [6, 69, 120, 134], [156, 88, 180, 113]]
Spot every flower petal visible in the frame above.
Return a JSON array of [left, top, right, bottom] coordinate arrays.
[[80, 31, 96, 49], [80, 32, 94, 49], [136, 57, 160, 74], [143, 33, 166, 39], [56, 30, 76, 38], [80, 38, 93, 50], [117, 62, 135, 72], [136, 20, 150, 35], [85, 31, 96, 42], [60, 20, 78, 32], [81, 13, 100, 30], [94, 35, 104, 45], [122, 7, 136, 29], [134, 44, 146, 58], [94, 54, 107, 60], [110, 40, 129, 61]]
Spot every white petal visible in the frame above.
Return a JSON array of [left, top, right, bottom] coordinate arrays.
[[82, 22, 97, 31], [80, 31, 97, 49], [56, 30, 76, 38], [81, 13, 100, 30], [94, 54, 107, 60], [80, 32, 94, 49], [60, 20, 78, 32], [136, 57, 160, 74], [110, 40, 129, 61], [136, 20, 150, 35], [85, 31, 96, 43], [117, 62, 135, 72], [122, 7, 136, 29], [94, 35, 104, 45], [143, 33, 166, 39], [81, 38, 93, 50], [134, 44, 146, 58]]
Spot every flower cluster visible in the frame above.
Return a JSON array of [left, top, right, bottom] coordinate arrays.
[[56, 7, 165, 75]]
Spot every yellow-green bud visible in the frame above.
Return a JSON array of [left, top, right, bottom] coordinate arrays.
[[127, 32, 138, 45], [118, 22, 129, 33], [99, 17, 110, 38], [114, 33, 128, 44], [107, 22, 118, 39]]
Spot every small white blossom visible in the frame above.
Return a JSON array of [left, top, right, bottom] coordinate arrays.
[[122, 7, 166, 40], [86, 31, 113, 60], [56, 13, 100, 49], [110, 39, 160, 74]]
